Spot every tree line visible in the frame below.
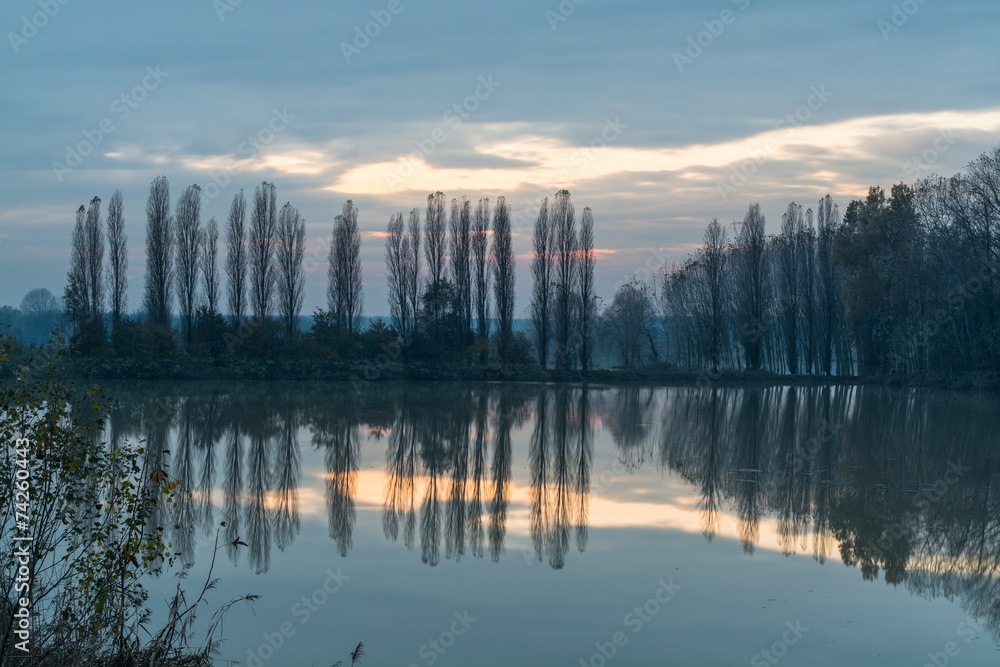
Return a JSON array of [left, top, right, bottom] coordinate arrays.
[[55, 178, 586, 364], [12, 142, 999, 377], [611, 145, 1000, 378]]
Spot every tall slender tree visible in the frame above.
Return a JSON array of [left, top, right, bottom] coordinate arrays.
[[275, 202, 306, 337], [175, 184, 202, 343], [201, 216, 220, 315], [700, 218, 727, 372], [143, 175, 173, 327], [800, 208, 817, 374], [577, 207, 596, 372], [529, 197, 553, 366], [106, 190, 127, 325], [734, 203, 768, 370], [249, 181, 277, 321], [552, 190, 577, 369], [64, 205, 88, 326], [491, 196, 515, 360], [450, 197, 473, 344], [424, 192, 447, 336], [816, 195, 840, 375], [778, 202, 803, 374], [225, 190, 248, 328], [84, 196, 104, 321], [405, 208, 422, 341], [471, 197, 492, 344], [328, 200, 363, 335], [385, 212, 408, 336]]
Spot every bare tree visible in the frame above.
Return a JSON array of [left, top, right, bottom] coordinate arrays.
[[84, 196, 105, 324], [471, 197, 492, 344], [491, 196, 515, 360], [733, 203, 768, 370], [605, 279, 654, 368], [778, 203, 802, 374], [225, 190, 248, 327], [450, 197, 473, 345], [699, 218, 727, 372], [577, 207, 596, 372], [328, 200, 363, 335], [425, 192, 447, 287], [201, 216, 220, 315], [385, 212, 408, 335], [816, 195, 840, 375], [249, 181, 277, 321], [175, 184, 202, 343], [405, 208, 422, 341], [424, 192, 447, 335], [20, 288, 60, 343], [143, 176, 173, 327], [529, 197, 553, 366], [106, 190, 127, 324], [552, 190, 577, 369], [64, 205, 88, 325], [275, 202, 306, 337], [800, 208, 817, 374]]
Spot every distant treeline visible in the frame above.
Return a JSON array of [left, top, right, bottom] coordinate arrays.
[[4, 143, 998, 379], [626, 144, 1000, 378]]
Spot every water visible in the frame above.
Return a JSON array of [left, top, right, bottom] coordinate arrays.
[[104, 381, 1000, 666]]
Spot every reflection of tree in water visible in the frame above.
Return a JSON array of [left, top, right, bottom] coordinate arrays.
[[528, 388, 593, 569], [489, 389, 515, 563], [312, 395, 361, 559], [273, 402, 301, 551], [244, 397, 273, 574], [649, 385, 1000, 640], [103, 382, 1000, 639]]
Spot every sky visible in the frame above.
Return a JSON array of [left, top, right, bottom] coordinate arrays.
[[1, 0, 999, 316]]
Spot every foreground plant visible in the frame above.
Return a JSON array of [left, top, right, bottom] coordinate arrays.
[[0, 336, 253, 665]]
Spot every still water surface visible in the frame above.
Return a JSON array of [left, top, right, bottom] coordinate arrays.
[[106, 382, 1000, 666]]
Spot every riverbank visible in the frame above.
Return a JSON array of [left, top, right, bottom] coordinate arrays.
[[57, 357, 999, 390]]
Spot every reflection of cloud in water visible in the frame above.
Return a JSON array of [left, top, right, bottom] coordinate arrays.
[[103, 382, 1000, 640]]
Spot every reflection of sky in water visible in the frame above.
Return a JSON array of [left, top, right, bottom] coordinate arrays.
[[121, 383, 999, 666]]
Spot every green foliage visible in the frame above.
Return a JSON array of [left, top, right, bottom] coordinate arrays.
[[0, 335, 181, 662], [359, 318, 397, 359], [192, 306, 228, 358], [111, 319, 178, 359], [492, 329, 535, 365], [68, 315, 107, 356]]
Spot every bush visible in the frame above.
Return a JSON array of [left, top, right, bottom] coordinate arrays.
[[192, 307, 228, 358], [112, 319, 178, 360], [0, 335, 252, 665]]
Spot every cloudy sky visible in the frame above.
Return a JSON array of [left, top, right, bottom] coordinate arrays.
[[2, 0, 998, 315]]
